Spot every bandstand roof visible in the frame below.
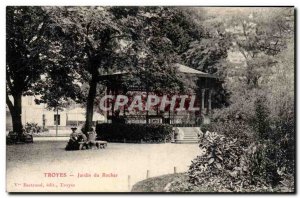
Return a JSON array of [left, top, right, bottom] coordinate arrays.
[[98, 63, 216, 78], [174, 63, 216, 78]]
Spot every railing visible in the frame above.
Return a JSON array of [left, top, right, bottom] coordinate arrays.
[[171, 123, 201, 127]]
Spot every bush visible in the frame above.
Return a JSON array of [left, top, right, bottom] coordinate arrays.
[[96, 123, 172, 143], [211, 120, 255, 148], [271, 119, 295, 175], [248, 98, 295, 186], [25, 122, 42, 133], [187, 123, 295, 192], [200, 124, 213, 134], [188, 131, 274, 192], [205, 97, 295, 190], [6, 131, 33, 144], [168, 178, 205, 192]]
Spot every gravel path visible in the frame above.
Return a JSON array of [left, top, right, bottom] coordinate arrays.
[[6, 139, 202, 192]]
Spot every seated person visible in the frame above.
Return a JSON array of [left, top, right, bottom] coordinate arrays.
[[77, 132, 87, 142], [77, 131, 89, 150], [70, 127, 78, 141], [65, 127, 80, 150], [87, 127, 98, 149]]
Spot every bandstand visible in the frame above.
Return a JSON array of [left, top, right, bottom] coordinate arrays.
[[97, 63, 219, 126]]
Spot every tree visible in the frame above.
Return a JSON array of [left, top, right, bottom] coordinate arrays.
[[121, 7, 201, 94], [178, 8, 232, 108], [117, 7, 198, 123], [6, 6, 51, 138], [45, 7, 155, 132], [46, 7, 209, 132], [202, 8, 295, 189], [225, 8, 293, 89], [202, 8, 294, 117]]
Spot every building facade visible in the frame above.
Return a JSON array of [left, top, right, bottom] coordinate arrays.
[[6, 95, 105, 131]]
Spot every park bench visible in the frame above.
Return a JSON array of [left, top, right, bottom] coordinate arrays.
[[78, 132, 108, 150], [78, 140, 108, 150], [94, 140, 108, 149]]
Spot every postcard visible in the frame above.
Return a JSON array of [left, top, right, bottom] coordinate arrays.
[[6, 6, 295, 193]]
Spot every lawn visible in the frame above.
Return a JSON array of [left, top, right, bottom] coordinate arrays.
[[6, 138, 200, 192], [131, 173, 188, 192]]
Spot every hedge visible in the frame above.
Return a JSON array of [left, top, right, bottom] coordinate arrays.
[[96, 123, 173, 143]]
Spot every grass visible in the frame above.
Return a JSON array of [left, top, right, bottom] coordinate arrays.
[[7, 141, 199, 192], [131, 173, 188, 192]]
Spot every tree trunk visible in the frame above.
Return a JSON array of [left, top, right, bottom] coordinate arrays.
[[55, 108, 59, 137], [84, 75, 97, 134], [146, 90, 149, 124], [7, 92, 23, 139]]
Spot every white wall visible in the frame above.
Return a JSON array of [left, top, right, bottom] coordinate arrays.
[[7, 96, 74, 129], [6, 95, 106, 130]]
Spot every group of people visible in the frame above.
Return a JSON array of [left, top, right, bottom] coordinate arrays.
[[65, 126, 98, 151]]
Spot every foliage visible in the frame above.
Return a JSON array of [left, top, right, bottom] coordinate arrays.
[[131, 173, 187, 192], [210, 42, 295, 183], [187, 131, 276, 192], [212, 97, 294, 187], [249, 98, 295, 186], [24, 122, 42, 133], [251, 97, 270, 140], [188, 99, 294, 192], [200, 8, 295, 191], [210, 120, 255, 148], [195, 97, 294, 191], [6, 6, 51, 96], [269, 119, 295, 175], [6, 130, 33, 144], [181, 9, 232, 107], [209, 8, 294, 115], [45, 7, 209, 132], [6, 6, 83, 134], [179, 9, 231, 72], [6, 6, 53, 135], [274, 173, 295, 192], [167, 178, 204, 192], [199, 124, 213, 135], [6, 6, 232, 134], [182, 38, 229, 74], [96, 123, 172, 143]]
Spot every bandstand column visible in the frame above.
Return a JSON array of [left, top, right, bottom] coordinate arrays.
[[201, 89, 205, 113], [106, 87, 110, 119], [207, 89, 212, 114]]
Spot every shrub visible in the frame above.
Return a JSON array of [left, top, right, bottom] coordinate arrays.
[[188, 131, 274, 192], [250, 98, 271, 140], [200, 124, 213, 134], [167, 177, 212, 192], [248, 98, 295, 186], [25, 122, 42, 133], [211, 120, 255, 148], [271, 119, 295, 175], [205, 97, 295, 189], [96, 123, 172, 143]]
